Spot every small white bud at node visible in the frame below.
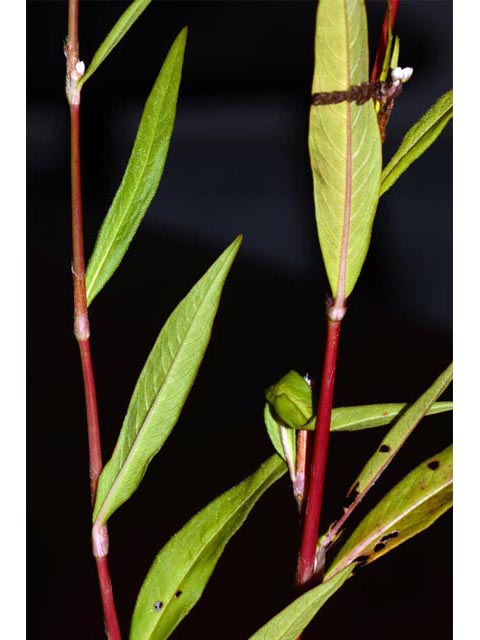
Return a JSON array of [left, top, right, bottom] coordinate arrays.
[[75, 60, 85, 76], [391, 67, 403, 82], [401, 67, 414, 83], [391, 66, 414, 84], [303, 373, 312, 387]]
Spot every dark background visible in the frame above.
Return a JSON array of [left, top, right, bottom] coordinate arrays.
[[28, 1, 452, 638]]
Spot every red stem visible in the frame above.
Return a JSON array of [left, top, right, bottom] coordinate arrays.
[[70, 103, 104, 499], [96, 557, 122, 640], [296, 316, 342, 586], [370, 0, 399, 83], [66, 2, 122, 638]]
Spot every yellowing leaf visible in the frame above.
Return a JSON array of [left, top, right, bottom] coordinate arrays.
[[310, 0, 382, 299]]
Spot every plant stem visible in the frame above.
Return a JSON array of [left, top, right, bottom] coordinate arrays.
[[296, 312, 343, 586], [66, 2, 122, 638], [370, 0, 399, 83]]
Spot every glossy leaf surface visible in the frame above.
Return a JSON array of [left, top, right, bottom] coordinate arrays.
[[78, 0, 153, 88], [93, 236, 242, 525], [345, 363, 452, 501], [310, 0, 382, 299], [248, 566, 353, 640], [130, 455, 286, 640], [326, 445, 452, 578], [380, 89, 453, 195], [86, 28, 187, 304]]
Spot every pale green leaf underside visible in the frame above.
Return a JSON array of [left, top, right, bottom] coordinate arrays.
[[264, 404, 287, 460], [347, 363, 452, 499], [93, 236, 242, 525], [78, 0, 153, 89], [380, 89, 453, 196], [248, 565, 353, 640], [330, 401, 452, 432], [130, 455, 286, 640], [310, 0, 382, 298], [326, 445, 452, 578], [86, 28, 187, 304], [264, 369, 452, 444]]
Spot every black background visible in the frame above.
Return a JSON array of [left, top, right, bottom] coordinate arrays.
[[28, 1, 452, 638]]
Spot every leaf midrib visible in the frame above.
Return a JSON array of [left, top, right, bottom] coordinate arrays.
[[355, 367, 452, 495], [94, 259, 227, 525], [336, 1, 353, 301], [381, 100, 452, 187], [144, 458, 284, 640], [87, 56, 178, 301], [327, 471, 452, 579]]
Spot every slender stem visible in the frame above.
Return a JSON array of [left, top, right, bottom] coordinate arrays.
[[96, 556, 123, 640], [70, 102, 104, 499], [66, 2, 122, 638], [370, 0, 399, 83], [296, 314, 343, 587]]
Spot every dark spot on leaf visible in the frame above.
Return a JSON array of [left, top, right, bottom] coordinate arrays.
[[380, 531, 399, 543], [344, 482, 360, 508], [428, 460, 440, 470], [154, 601, 163, 611], [374, 542, 386, 553], [175, 590, 182, 598], [379, 444, 390, 453], [354, 555, 370, 565]]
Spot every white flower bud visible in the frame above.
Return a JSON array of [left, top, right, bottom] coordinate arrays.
[[391, 66, 414, 84], [400, 67, 414, 83], [75, 60, 85, 76], [391, 66, 403, 82]]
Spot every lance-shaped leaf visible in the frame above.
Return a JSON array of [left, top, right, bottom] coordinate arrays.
[[78, 0, 153, 89], [330, 401, 452, 432], [247, 565, 354, 640], [264, 370, 452, 433], [130, 455, 286, 640], [93, 236, 242, 526], [343, 363, 452, 507], [325, 445, 452, 579], [310, 0, 382, 300], [380, 89, 453, 196], [86, 28, 187, 304]]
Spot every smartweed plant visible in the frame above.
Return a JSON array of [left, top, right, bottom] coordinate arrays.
[[63, 0, 452, 638]]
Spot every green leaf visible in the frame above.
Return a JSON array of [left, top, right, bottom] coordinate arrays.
[[380, 89, 453, 196], [390, 36, 400, 71], [265, 371, 312, 430], [247, 566, 354, 640], [325, 445, 452, 579], [264, 403, 285, 460], [310, 0, 382, 299], [85, 28, 187, 304], [330, 401, 452, 432], [93, 236, 242, 526], [264, 404, 297, 467], [78, 0, 153, 89], [130, 455, 286, 640], [344, 363, 452, 505], [264, 370, 452, 435]]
